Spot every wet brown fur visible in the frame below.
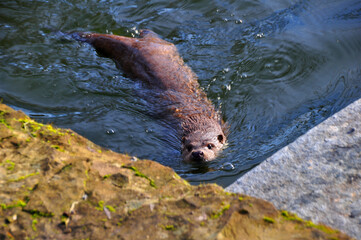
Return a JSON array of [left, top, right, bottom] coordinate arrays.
[[72, 30, 226, 162]]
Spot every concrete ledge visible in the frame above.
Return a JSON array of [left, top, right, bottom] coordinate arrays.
[[227, 98, 361, 239]]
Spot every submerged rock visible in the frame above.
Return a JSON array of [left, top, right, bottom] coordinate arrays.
[[0, 103, 352, 239]]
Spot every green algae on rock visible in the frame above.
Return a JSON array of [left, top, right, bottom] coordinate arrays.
[[0, 103, 353, 240]]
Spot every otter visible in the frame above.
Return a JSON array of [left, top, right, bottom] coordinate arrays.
[[72, 30, 226, 162]]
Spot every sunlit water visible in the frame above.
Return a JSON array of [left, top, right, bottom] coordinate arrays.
[[1, 0, 360, 187]]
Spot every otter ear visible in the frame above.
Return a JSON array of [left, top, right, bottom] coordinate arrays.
[[217, 134, 224, 143], [181, 136, 186, 143]]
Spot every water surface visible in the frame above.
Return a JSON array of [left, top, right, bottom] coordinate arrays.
[[1, 0, 360, 187]]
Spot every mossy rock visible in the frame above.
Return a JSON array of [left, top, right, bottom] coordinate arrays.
[[0, 103, 353, 239]]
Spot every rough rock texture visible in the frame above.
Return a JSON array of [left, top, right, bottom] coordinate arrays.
[[0, 103, 353, 239], [227, 98, 361, 239]]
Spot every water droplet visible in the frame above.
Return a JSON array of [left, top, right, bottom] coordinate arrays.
[[82, 194, 88, 200], [106, 129, 115, 135], [265, 63, 272, 68], [256, 33, 264, 38], [103, 206, 112, 219], [220, 162, 235, 171]]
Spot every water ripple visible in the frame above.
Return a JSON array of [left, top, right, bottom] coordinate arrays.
[[231, 39, 327, 86]]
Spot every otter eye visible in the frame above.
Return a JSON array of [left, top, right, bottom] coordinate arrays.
[[207, 143, 215, 149], [187, 145, 193, 152]]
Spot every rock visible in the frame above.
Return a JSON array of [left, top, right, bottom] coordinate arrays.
[[0, 103, 352, 239], [227, 98, 361, 239]]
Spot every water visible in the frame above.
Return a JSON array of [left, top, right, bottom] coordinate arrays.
[[1, 0, 360, 187]]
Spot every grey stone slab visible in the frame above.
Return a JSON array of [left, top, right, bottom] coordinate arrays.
[[227, 98, 361, 239]]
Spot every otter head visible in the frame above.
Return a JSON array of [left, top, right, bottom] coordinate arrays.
[[181, 129, 226, 162]]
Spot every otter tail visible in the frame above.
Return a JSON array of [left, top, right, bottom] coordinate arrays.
[[67, 31, 137, 61]]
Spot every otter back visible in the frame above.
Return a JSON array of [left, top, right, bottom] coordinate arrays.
[[72, 29, 226, 162]]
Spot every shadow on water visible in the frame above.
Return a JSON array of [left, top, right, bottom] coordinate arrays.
[[0, 0, 360, 187]]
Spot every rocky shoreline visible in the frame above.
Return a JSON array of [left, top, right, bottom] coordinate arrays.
[[227, 98, 361, 239], [0, 103, 354, 239]]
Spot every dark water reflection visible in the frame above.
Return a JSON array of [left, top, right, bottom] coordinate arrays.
[[0, 0, 360, 187]]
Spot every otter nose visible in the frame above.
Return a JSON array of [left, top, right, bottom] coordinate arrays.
[[191, 151, 204, 161]]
